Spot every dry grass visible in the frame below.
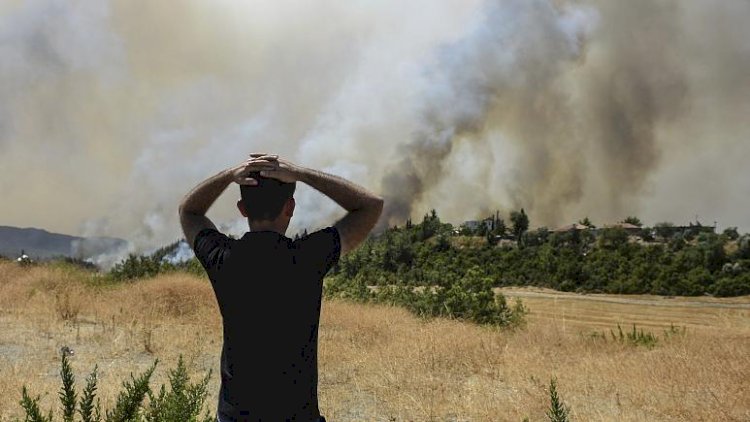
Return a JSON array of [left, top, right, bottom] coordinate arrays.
[[0, 260, 748, 421]]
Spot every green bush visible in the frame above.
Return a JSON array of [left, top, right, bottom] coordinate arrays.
[[18, 353, 214, 422], [585, 323, 684, 348], [712, 274, 750, 297], [109, 254, 163, 281], [609, 324, 658, 348], [109, 253, 206, 282], [546, 378, 570, 422], [325, 268, 527, 327]]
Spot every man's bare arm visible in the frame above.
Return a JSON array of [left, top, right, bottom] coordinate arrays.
[[299, 168, 383, 255], [260, 159, 384, 255], [179, 155, 277, 248]]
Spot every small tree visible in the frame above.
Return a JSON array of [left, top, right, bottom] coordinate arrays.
[[493, 217, 507, 238], [510, 209, 530, 244], [546, 378, 571, 422], [578, 217, 596, 229], [722, 227, 739, 241]]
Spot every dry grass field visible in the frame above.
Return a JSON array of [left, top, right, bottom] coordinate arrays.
[[0, 260, 748, 421]]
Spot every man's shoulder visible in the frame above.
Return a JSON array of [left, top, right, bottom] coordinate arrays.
[[194, 228, 233, 247], [292, 227, 340, 246], [291, 227, 341, 273]]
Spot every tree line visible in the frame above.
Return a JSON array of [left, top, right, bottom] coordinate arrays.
[[326, 210, 750, 298]]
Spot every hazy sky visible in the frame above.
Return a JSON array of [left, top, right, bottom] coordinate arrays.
[[1, 0, 748, 252]]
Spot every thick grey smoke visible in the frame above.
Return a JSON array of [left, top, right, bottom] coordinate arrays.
[[380, 0, 597, 226], [1, 0, 749, 263], [380, 0, 749, 228]]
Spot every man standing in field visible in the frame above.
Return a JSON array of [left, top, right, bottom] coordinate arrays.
[[179, 153, 383, 422]]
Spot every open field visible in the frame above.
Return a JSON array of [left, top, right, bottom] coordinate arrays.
[[0, 260, 748, 421]]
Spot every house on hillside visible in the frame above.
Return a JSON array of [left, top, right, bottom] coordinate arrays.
[[602, 222, 643, 238], [461, 219, 493, 231], [553, 222, 643, 242], [552, 223, 590, 233], [601, 222, 642, 234], [460, 218, 495, 235]]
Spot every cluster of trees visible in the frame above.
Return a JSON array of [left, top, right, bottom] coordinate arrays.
[[326, 210, 750, 298], [109, 241, 203, 281]]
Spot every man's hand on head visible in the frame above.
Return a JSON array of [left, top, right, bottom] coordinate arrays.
[[231, 154, 280, 186], [252, 154, 303, 184], [179, 156, 279, 248]]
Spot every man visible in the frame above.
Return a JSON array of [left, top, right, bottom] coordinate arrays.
[[179, 153, 383, 422]]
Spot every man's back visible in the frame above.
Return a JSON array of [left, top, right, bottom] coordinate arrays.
[[194, 227, 341, 421], [179, 154, 383, 421]]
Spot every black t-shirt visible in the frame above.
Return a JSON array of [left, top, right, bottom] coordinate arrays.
[[193, 227, 341, 422]]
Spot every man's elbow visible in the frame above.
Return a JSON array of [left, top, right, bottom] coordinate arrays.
[[369, 195, 384, 216], [178, 199, 198, 218], [178, 202, 190, 220], [366, 196, 384, 232], [361, 196, 384, 226]]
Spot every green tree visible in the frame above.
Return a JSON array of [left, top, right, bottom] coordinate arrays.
[[523, 227, 550, 247], [510, 209, 530, 243], [493, 216, 507, 237], [598, 227, 628, 250], [578, 217, 596, 228], [722, 227, 740, 240], [419, 209, 442, 240], [738, 235, 750, 259], [486, 231, 499, 246], [654, 222, 676, 239]]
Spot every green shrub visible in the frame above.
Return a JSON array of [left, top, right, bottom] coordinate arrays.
[[712, 274, 750, 297], [585, 323, 684, 348], [143, 357, 213, 422], [109, 254, 163, 281], [546, 378, 570, 422], [609, 324, 658, 348], [18, 353, 214, 422]]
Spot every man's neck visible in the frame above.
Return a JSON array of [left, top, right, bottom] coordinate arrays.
[[248, 219, 287, 235]]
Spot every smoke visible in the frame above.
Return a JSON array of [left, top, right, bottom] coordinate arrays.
[[161, 240, 194, 265], [379, 0, 597, 226], [377, 0, 750, 229], [71, 236, 130, 269], [2, 0, 749, 262]]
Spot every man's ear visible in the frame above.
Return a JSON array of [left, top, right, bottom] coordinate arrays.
[[284, 197, 295, 218], [237, 200, 248, 217]]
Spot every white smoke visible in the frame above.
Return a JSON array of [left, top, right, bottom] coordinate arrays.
[[161, 240, 194, 265], [1, 0, 749, 257]]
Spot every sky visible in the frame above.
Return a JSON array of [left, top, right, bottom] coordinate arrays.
[[1, 0, 749, 256]]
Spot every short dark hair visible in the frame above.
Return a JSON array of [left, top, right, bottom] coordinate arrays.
[[239, 172, 296, 221]]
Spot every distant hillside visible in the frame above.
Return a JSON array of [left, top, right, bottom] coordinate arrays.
[[0, 226, 127, 260]]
